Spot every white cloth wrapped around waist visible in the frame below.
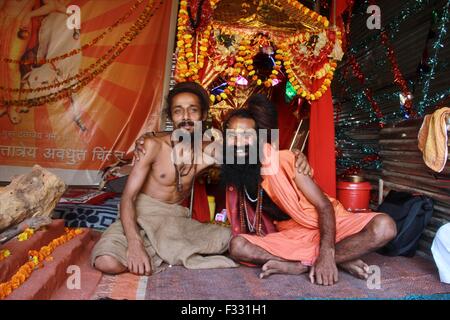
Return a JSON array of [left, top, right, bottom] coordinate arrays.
[[431, 223, 450, 284]]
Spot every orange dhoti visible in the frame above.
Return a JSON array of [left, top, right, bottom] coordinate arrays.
[[227, 147, 381, 266]]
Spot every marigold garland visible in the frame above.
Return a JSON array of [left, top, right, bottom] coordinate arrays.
[[175, 0, 215, 83], [17, 228, 35, 242], [285, 0, 330, 28], [279, 44, 337, 101], [0, 228, 83, 300], [211, 37, 257, 103], [174, 0, 341, 104]]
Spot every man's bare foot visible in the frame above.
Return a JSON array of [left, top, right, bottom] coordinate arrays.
[[259, 260, 308, 279], [338, 259, 370, 280]]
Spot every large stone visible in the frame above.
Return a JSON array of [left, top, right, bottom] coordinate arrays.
[[0, 165, 66, 232]]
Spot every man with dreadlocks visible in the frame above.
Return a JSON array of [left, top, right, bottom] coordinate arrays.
[[223, 94, 397, 286]]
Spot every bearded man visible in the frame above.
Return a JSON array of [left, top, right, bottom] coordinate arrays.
[[222, 94, 397, 286]]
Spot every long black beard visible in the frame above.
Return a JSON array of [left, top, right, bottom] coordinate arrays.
[[220, 145, 291, 222], [220, 157, 292, 221], [220, 146, 261, 197]]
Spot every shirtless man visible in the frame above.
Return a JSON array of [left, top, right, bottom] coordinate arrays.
[[91, 82, 312, 276]]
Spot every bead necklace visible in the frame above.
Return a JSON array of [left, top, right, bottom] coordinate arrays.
[[239, 183, 263, 235]]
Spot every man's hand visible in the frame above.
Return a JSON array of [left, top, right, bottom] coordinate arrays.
[[133, 133, 154, 161], [127, 240, 152, 276], [309, 249, 338, 286], [292, 149, 313, 176]]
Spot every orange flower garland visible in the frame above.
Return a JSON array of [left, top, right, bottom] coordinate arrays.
[[174, 0, 342, 103], [175, 0, 215, 83], [216, 38, 255, 102], [17, 228, 35, 242], [0, 228, 83, 300], [278, 29, 340, 101], [285, 0, 330, 28], [282, 50, 336, 100]]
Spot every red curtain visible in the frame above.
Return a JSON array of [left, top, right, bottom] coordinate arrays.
[[180, 180, 210, 223], [331, 0, 351, 48], [191, 180, 211, 222], [306, 1, 349, 198], [276, 82, 339, 197], [308, 88, 336, 197], [273, 83, 300, 150], [331, 0, 350, 24]]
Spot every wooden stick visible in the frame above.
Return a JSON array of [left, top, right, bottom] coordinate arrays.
[[301, 130, 310, 152], [378, 178, 384, 205]]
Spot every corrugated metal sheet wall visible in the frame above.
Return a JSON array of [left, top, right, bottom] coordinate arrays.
[[333, 0, 450, 257]]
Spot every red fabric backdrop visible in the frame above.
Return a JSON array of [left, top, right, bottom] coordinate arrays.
[[306, 1, 349, 198], [274, 84, 300, 150], [308, 88, 336, 197]]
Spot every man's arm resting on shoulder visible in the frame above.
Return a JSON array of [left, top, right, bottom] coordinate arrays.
[[120, 138, 158, 275], [294, 171, 338, 286], [132, 131, 158, 161]]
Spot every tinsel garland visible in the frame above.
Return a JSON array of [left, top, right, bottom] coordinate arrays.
[[348, 54, 385, 127], [335, 0, 449, 134], [336, 50, 448, 130], [418, 0, 450, 116], [348, 0, 431, 55], [380, 31, 416, 118], [335, 0, 449, 171], [335, 86, 449, 169], [342, 0, 355, 52], [340, 0, 385, 127], [335, 130, 381, 172]]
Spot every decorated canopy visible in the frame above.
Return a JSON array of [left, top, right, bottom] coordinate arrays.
[[174, 0, 344, 122]]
